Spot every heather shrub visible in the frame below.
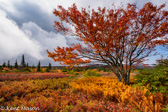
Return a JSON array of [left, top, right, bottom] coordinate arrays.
[[45, 68, 50, 72], [24, 67, 32, 72], [62, 68, 68, 72], [0, 66, 3, 71], [162, 104, 168, 112], [70, 77, 163, 112], [73, 73, 79, 76], [83, 70, 101, 77], [133, 67, 168, 94], [67, 70, 74, 74]]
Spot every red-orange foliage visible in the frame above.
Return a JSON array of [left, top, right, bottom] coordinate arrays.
[[47, 45, 91, 68], [47, 2, 168, 84]]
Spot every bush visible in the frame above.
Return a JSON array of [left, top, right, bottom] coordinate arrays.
[[15, 70, 21, 72], [57, 69, 62, 73], [25, 71, 29, 74], [0, 66, 3, 71], [133, 67, 168, 94], [73, 67, 84, 72], [24, 67, 32, 72], [62, 68, 68, 72], [69, 72, 79, 79], [103, 68, 111, 72], [45, 68, 50, 72], [73, 73, 79, 76], [67, 70, 74, 74], [156, 58, 168, 67], [83, 70, 101, 77], [3, 70, 9, 73], [162, 104, 168, 112]]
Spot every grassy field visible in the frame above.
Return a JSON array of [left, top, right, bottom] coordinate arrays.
[[0, 68, 167, 112]]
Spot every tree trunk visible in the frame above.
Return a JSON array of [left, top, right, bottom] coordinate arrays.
[[126, 69, 131, 85], [116, 73, 122, 82], [116, 71, 130, 85], [122, 72, 130, 85], [126, 74, 130, 84], [111, 68, 130, 84]]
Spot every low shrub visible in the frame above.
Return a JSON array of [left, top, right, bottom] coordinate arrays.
[[0, 66, 3, 71], [0, 77, 134, 112], [133, 67, 168, 94], [103, 68, 111, 72], [67, 70, 74, 74], [24, 67, 32, 72], [73, 73, 79, 76], [57, 69, 62, 73], [25, 71, 29, 74], [62, 68, 68, 72], [162, 104, 168, 112], [83, 70, 101, 77], [3, 70, 9, 73], [15, 70, 21, 72], [70, 77, 163, 112], [72, 67, 83, 72], [70, 73, 79, 79], [45, 68, 50, 72]]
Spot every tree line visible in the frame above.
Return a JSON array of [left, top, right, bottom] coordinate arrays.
[[0, 55, 52, 72]]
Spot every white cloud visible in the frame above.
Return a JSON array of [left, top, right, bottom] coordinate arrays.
[[0, 0, 21, 14], [0, 9, 74, 65], [20, 22, 80, 65], [0, 9, 43, 60], [21, 22, 68, 51]]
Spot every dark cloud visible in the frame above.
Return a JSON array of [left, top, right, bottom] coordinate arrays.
[[1, 1, 56, 32]]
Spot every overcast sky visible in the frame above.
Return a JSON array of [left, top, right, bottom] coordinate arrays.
[[0, 0, 167, 66]]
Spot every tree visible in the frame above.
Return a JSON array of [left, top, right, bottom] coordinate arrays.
[[48, 63, 52, 70], [14, 60, 18, 69], [37, 61, 41, 72], [21, 54, 26, 68], [157, 59, 168, 67], [156, 55, 168, 67], [0, 65, 3, 71], [2, 62, 6, 67], [47, 2, 168, 84], [32, 64, 35, 68], [7, 60, 10, 68], [26, 63, 29, 67]]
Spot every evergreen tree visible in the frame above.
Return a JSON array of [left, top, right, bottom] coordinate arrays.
[[32, 64, 35, 68], [10, 65, 13, 69], [3, 62, 6, 67], [26, 63, 29, 67], [21, 54, 26, 68], [7, 60, 10, 68], [37, 61, 41, 72], [14, 60, 18, 69], [0, 65, 2, 70], [49, 63, 51, 70]]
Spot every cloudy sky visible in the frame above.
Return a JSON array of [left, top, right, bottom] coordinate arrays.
[[0, 0, 167, 66]]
